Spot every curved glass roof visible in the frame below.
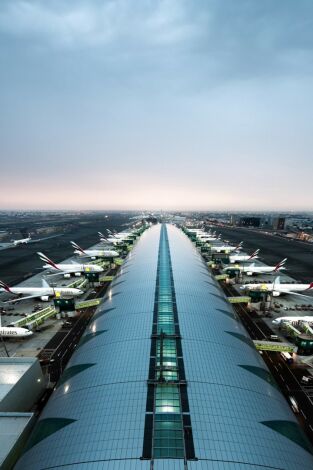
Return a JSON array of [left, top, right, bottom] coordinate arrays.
[[16, 224, 313, 470]]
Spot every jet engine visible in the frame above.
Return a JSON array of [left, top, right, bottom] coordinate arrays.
[[40, 295, 49, 301]]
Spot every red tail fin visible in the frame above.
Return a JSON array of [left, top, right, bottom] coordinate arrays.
[[37, 252, 59, 270], [0, 280, 12, 293]]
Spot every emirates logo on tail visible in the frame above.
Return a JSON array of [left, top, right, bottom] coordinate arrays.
[[0, 280, 12, 293], [71, 241, 85, 254], [37, 252, 60, 270]]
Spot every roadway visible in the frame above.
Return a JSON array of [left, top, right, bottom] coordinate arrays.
[[212, 226, 313, 282]]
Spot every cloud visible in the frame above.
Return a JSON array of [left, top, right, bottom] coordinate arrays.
[[0, 0, 204, 48], [0, 1, 313, 210], [1, 0, 312, 82]]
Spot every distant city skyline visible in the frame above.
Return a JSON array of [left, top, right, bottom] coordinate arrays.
[[1, 1, 312, 210]]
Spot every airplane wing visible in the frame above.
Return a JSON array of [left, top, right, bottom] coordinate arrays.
[[42, 278, 50, 288], [45, 271, 66, 277], [5, 294, 43, 303], [283, 291, 313, 298], [28, 234, 63, 243]]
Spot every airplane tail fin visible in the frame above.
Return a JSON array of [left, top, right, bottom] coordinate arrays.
[[0, 280, 12, 293], [273, 258, 287, 272], [99, 232, 109, 242], [37, 252, 59, 270], [70, 241, 85, 254], [248, 249, 259, 260], [305, 282, 313, 291], [235, 241, 243, 250]]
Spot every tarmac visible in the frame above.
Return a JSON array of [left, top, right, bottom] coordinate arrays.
[[213, 226, 313, 282]]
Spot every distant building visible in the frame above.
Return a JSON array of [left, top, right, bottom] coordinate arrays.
[[272, 216, 286, 230], [238, 216, 261, 227]]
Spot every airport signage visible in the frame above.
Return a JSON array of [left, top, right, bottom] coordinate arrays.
[[253, 340, 297, 353], [227, 296, 251, 304], [75, 299, 101, 309], [100, 275, 114, 282], [215, 274, 229, 281]]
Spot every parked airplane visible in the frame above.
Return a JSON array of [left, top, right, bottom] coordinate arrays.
[[98, 232, 122, 245], [211, 241, 243, 253], [0, 279, 83, 303], [0, 304, 32, 338], [107, 229, 132, 240], [101, 229, 134, 245], [201, 234, 221, 242], [71, 241, 119, 259], [38, 252, 104, 278], [0, 325, 33, 338], [12, 234, 31, 246], [229, 249, 260, 263], [195, 231, 221, 242], [241, 276, 313, 297], [272, 316, 313, 325], [224, 258, 287, 276]]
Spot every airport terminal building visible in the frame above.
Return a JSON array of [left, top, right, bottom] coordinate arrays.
[[16, 224, 313, 469]]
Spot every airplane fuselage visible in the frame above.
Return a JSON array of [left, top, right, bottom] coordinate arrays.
[[211, 245, 240, 253], [229, 255, 258, 263], [75, 249, 119, 258], [241, 283, 313, 296], [0, 327, 33, 338], [225, 265, 285, 276], [0, 286, 83, 300], [42, 263, 103, 275], [272, 316, 313, 325], [13, 237, 31, 246]]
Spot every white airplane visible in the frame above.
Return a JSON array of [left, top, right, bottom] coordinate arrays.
[[211, 241, 243, 253], [223, 258, 287, 276], [98, 232, 123, 245], [100, 229, 135, 245], [0, 307, 32, 338], [107, 229, 132, 240], [200, 235, 221, 242], [0, 325, 33, 338], [229, 249, 260, 264], [241, 276, 313, 297], [0, 279, 84, 303], [38, 252, 104, 278], [272, 316, 313, 325], [12, 234, 31, 246], [71, 241, 119, 259], [194, 231, 221, 242]]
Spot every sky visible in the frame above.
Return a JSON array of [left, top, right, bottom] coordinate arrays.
[[0, 0, 313, 211]]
